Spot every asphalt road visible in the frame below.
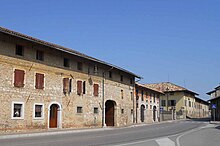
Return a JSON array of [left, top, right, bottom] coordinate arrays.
[[0, 119, 212, 146]]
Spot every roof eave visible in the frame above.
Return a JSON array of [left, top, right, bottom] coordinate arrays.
[[0, 27, 141, 78]]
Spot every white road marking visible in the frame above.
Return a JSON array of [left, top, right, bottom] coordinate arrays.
[[176, 124, 214, 146], [156, 138, 175, 146]]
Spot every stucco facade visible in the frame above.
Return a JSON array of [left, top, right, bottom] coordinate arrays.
[[145, 82, 209, 119], [0, 27, 139, 134]]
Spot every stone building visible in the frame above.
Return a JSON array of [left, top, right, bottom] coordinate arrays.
[[207, 85, 220, 121], [144, 82, 208, 119], [135, 83, 164, 123], [0, 27, 141, 134], [194, 97, 209, 118]]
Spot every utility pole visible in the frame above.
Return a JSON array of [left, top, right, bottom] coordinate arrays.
[[166, 87, 169, 111]]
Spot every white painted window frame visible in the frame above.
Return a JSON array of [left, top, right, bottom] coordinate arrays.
[[33, 103, 44, 120], [11, 101, 25, 120]]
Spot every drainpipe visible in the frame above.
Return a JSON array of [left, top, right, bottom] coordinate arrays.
[[102, 67, 114, 128]]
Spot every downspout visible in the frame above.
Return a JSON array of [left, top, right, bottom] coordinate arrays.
[[102, 67, 114, 127]]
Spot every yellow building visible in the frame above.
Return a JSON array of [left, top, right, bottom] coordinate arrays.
[[145, 82, 199, 119]]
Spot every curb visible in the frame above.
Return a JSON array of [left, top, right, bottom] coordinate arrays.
[[0, 127, 114, 140], [0, 119, 186, 140]]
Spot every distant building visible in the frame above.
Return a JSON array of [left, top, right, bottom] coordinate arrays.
[[145, 82, 209, 119], [0, 27, 141, 134], [194, 97, 210, 118], [135, 83, 164, 123], [207, 85, 220, 121]]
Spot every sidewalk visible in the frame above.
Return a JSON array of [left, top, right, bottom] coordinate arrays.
[[0, 119, 184, 140], [210, 121, 220, 125]]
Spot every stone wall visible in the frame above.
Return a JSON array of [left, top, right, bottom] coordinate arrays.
[[0, 33, 135, 134]]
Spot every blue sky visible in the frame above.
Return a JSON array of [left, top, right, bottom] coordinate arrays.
[[1, 0, 220, 100]]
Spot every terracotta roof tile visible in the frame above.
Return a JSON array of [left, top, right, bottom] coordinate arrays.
[[136, 83, 164, 94], [144, 82, 199, 95]]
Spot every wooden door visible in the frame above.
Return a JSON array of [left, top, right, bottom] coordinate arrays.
[[105, 101, 114, 126], [49, 104, 58, 128], [153, 106, 156, 121], [141, 105, 145, 122]]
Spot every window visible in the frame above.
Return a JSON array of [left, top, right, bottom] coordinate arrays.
[[109, 71, 112, 78], [168, 100, 176, 106], [136, 90, 139, 100], [93, 84, 99, 96], [34, 104, 43, 119], [63, 78, 72, 95], [120, 75, 123, 82], [77, 106, 83, 113], [35, 73, 44, 89], [121, 90, 124, 99], [36, 50, 44, 61], [161, 100, 166, 106], [64, 58, 70, 67], [141, 91, 144, 101], [15, 45, 24, 56], [77, 62, 82, 71], [77, 80, 82, 95], [14, 69, 25, 88], [189, 101, 191, 107], [12, 102, 24, 119], [121, 109, 124, 114], [94, 107, 98, 114], [83, 81, 86, 94], [150, 105, 152, 109], [150, 93, 152, 103]]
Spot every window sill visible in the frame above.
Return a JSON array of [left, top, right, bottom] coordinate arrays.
[[11, 117, 24, 120], [33, 117, 44, 120]]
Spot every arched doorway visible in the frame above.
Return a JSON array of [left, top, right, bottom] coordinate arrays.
[[49, 104, 60, 128], [105, 100, 115, 126], [153, 106, 157, 122], [140, 105, 145, 122]]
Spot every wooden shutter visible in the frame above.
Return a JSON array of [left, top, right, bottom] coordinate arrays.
[[83, 81, 86, 94], [94, 84, 99, 96], [35, 73, 44, 89], [63, 78, 69, 94], [77, 81, 82, 95], [14, 69, 25, 87], [69, 79, 72, 93]]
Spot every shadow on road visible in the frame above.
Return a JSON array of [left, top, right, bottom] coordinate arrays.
[[215, 126, 220, 130], [187, 117, 211, 122]]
